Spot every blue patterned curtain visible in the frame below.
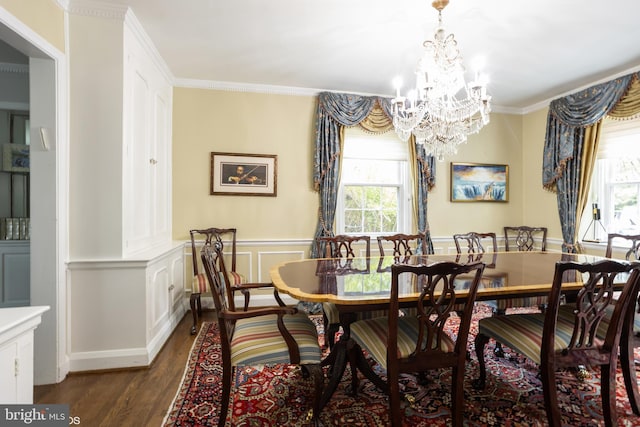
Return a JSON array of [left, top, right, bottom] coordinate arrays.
[[542, 72, 638, 252], [312, 92, 435, 257], [413, 143, 436, 254]]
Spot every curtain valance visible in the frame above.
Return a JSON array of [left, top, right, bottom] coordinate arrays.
[[313, 92, 392, 191], [543, 72, 639, 190]]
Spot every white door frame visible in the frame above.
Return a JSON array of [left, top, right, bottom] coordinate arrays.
[[0, 7, 69, 384]]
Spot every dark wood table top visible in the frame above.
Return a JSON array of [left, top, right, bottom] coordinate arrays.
[[270, 251, 612, 305]]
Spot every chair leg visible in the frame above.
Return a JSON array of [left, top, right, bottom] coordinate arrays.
[[451, 364, 464, 427], [621, 332, 640, 414], [218, 363, 232, 427], [492, 308, 506, 357], [190, 293, 200, 335], [540, 362, 561, 427], [473, 333, 490, 389], [388, 369, 401, 427], [601, 361, 618, 427]]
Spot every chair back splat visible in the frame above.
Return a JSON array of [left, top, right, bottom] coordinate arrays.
[[188, 227, 279, 335], [474, 259, 640, 427], [350, 261, 485, 427], [201, 243, 323, 426], [316, 234, 371, 259], [504, 226, 547, 252], [453, 231, 497, 254], [377, 232, 427, 258], [606, 232, 640, 260]]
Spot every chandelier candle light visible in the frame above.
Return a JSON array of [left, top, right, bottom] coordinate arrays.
[[391, 0, 491, 161]]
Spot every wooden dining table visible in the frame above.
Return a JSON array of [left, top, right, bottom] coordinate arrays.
[[269, 250, 614, 412]]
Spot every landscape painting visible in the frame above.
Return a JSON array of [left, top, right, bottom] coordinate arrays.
[[450, 163, 508, 202]]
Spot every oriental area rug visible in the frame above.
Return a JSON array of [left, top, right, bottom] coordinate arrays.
[[163, 306, 640, 426]]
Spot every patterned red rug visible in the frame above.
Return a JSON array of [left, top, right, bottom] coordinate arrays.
[[163, 305, 640, 426]]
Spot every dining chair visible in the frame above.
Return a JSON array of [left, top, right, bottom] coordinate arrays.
[[452, 231, 498, 359], [316, 234, 375, 348], [350, 261, 486, 427], [504, 225, 547, 251], [376, 232, 427, 258], [189, 227, 280, 334], [487, 226, 549, 346], [316, 234, 371, 259], [200, 242, 323, 427], [474, 259, 640, 427], [602, 232, 640, 415], [606, 232, 640, 260], [453, 231, 498, 255]]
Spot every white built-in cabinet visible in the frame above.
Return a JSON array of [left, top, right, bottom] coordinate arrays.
[[0, 306, 48, 403], [147, 246, 185, 343], [66, 8, 185, 372], [122, 19, 172, 256]]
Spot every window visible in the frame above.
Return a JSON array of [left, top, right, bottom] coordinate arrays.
[[581, 117, 640, 241], [336, 127, 412, 235]]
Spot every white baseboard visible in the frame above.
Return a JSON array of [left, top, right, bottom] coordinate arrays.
[[68, 304, 187, 372]]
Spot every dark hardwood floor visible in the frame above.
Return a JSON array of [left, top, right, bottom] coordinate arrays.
[[35, 310, 216, 427]]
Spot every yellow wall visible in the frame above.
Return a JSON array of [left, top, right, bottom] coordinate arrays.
[[172, 89, 563, 246], [426, 112, 524, 238], [172, 89, 319, 241], [0, 0, 65, 53]]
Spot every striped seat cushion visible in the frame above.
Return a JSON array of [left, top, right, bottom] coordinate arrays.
[[477, 309, 601, 365], [192, 273, 208, 293], [230, 312, 321, 366], [485, 296, 548, 311], [566, 303, 640, 339], [350, 316, 454, 371], [192, 271, 247, 293]]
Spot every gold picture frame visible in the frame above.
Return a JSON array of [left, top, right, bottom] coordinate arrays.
[[450, 162, 508, 202], [210, 152, 277, 196]]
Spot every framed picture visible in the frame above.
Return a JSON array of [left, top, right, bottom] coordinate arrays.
[[210, 152, 277, 196], [450, 162, 508, 202], [2, 143, 30, 173]]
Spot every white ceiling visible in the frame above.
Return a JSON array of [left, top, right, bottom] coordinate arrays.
[[95, 0, 640, 113]]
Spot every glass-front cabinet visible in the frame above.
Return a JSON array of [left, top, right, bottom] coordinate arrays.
[[0, 110, 30, 307]]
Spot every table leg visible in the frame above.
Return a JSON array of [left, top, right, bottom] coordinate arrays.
[[318, 336, 389, 412]]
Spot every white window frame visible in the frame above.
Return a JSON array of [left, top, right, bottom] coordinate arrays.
[[335, 127, 413, 236], [581, 117, 640, 242]]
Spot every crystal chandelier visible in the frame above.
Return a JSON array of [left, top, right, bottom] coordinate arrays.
[[391, 0, 491, 161]]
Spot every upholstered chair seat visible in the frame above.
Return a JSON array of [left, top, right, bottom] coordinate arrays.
[[201, 242, 323, 426], [230, 313, 322, 366], [474, 259, 640, 427]]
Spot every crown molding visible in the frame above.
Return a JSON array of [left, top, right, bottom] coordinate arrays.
[[67, 0, 128, 20], [55, 0, 70, 10], [173, 78, 322, 97], [67, 0, 174, 85]]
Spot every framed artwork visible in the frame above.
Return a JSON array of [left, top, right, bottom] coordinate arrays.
[[210, 152, 277, 196], [450, 162, 508, 202], [2, 143, 30, 173]]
